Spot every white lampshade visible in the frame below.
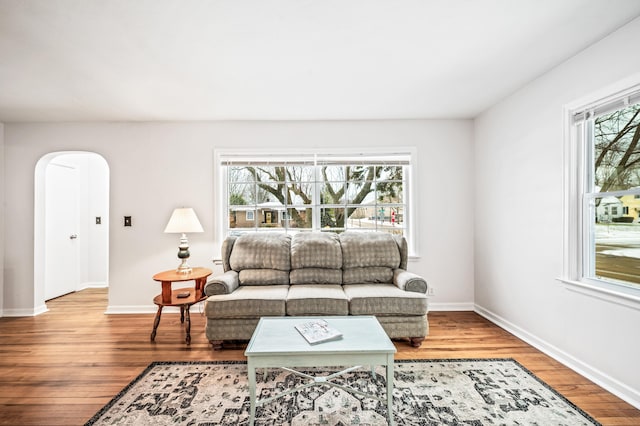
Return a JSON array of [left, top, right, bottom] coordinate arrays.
[[164, 208, 204, 234]]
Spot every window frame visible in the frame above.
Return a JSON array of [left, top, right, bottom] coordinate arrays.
[[214, 148, 418, 256], [562, 77, 640, 309]]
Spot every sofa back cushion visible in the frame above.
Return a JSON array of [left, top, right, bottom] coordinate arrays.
[[340, 232, 401, 284], [229, 233, 291, 285], [290, 232, 343, 284]]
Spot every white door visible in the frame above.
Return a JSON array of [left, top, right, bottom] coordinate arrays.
[[45, 163, 80, 300]]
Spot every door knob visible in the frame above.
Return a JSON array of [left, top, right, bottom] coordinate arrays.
[[70, 234, 78, 239]]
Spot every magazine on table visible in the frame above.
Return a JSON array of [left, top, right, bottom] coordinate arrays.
[[295, 319, 343, 345]]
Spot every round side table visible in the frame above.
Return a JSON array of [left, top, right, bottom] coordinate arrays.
[[151, 267, 212, 344]]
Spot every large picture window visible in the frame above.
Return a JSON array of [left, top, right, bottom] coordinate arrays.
[[566, 83, 640, 296], [216, 150, 414, 251]]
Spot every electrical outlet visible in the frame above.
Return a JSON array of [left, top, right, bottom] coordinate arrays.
[[427, 287, 435, 296], [96, 216, 101, 225], [124, 216, 132, 227]]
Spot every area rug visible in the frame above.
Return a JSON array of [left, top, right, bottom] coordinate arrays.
[[85, 359, 600, 426]]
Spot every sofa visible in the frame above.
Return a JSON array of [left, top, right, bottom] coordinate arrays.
[[203, 231, 429, 350]]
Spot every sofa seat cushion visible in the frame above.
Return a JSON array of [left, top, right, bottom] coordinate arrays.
[[343, 284, 427, 316], [205, 285, 288, 318], [229, 233, 291, 271], [286, 284, 349, 315]]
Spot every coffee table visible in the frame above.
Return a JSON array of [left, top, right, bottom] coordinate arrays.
[[244, 316, 396, 425]]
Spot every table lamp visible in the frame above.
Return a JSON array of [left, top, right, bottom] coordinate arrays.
[[164, 207, 204, 273]]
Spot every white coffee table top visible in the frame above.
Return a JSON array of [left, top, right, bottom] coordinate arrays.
[[245, 316, 396, 357]]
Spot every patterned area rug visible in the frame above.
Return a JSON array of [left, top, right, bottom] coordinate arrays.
[[85, 359, 600, 426]]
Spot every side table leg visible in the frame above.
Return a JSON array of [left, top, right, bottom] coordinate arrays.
[[150, 306, 163, 342], [196, 277, 205, 297], [185, 305, 191, 345], [180, 306, 185, 323]]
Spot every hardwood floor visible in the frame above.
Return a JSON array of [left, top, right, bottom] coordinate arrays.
[[0, 288, 637, 425]]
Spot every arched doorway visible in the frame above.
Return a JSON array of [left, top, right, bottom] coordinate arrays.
[[34, 152, 110, 311]]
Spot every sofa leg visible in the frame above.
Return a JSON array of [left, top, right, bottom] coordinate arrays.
[[210, 340, 224, 351], [409, 337, 424, 348]]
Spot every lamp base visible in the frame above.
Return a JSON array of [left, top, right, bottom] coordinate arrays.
[[176, 233, 192, 274], [176, 264, 193, 274]]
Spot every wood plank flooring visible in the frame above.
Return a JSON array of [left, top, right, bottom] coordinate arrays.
[[0, 288, 637, 425]]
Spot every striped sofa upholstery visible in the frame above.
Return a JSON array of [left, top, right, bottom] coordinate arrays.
[[204, 231, 429, 349]]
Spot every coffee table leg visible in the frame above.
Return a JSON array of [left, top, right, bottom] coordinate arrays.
[[248, 358, 256, 426], [150, 306, 163, 341], [387, 356, 395, 426]]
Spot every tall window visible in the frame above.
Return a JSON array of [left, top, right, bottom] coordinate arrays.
[[216, 151, 414, 249], [567, 85, 640, 293]]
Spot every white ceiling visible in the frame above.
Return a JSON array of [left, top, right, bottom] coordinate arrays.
[[1, 0, 640, 122]]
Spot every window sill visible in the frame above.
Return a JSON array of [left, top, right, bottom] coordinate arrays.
[[557, 277, 640, 311]]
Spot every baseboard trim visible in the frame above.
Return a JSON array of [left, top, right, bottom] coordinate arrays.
[[79, 281, 108, 290], [2, 304, 49, 317], [474, 303, 640, 409], [429, 302, 475, 311]]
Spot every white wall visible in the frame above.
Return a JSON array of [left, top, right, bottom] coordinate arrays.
[[86, 154, 109, 286], [0, 123, 4, 317], [474, 17, 640, 407], [2, 120, 474, 315]]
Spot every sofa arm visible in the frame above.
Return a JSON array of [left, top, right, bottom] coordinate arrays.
[[393, 269, 428, 294], [204, 270, 239, 296]]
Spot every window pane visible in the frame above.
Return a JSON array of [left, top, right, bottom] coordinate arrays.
[[286, 183, 313, 205], [258, 209, 283, 228], [318, 182, 342, 204], [346, 181, 374, 204], [228, 166, 255, 182], [321, 165, 345, 181], [376, 165, 404, 180], [253, 166, 282, 182], [256, 183, 283, 204], [375, 181, 404, 203], [229, 183, 256, 205], [389, 206, 404, 226], [229, 208, 256, 229], [321, 207, 345, 229], [286, 208, 312, 229], [589, 196, 640, 285], [593, 103, 640, 192], [345, 207, 375, 230], [285, 165, 314, 182], [346, 165, 374, 184]]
